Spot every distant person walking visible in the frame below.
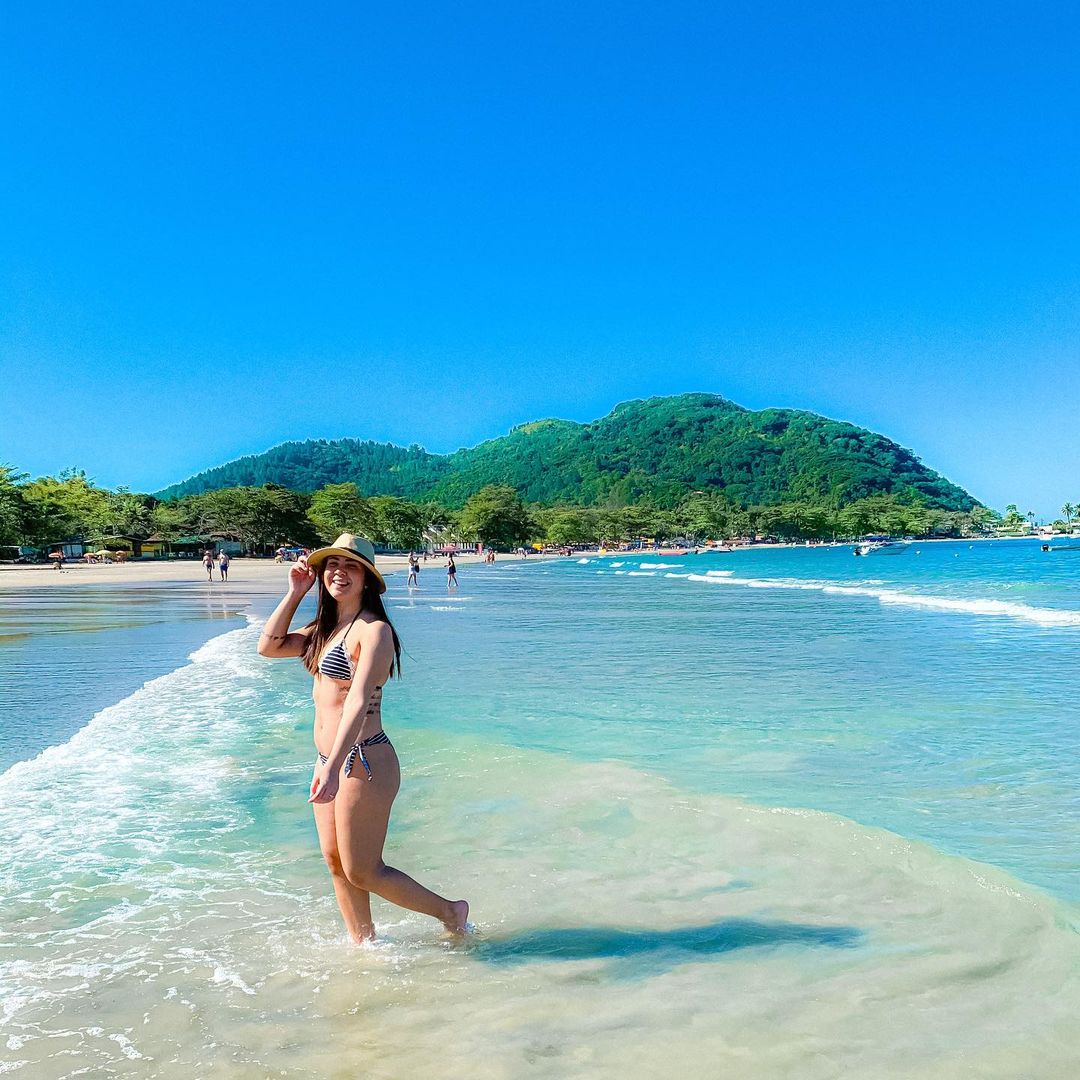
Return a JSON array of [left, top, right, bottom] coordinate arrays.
[[446, 553, 458, 589], [218, 551, 230, 581], [202, 550, 214, 580], [407, 553, 420, 588], [257, 533, 469, 941]]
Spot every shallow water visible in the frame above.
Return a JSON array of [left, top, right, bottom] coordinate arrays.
[[0, 582, 247, 772], [3, 540, 1080, 1077]]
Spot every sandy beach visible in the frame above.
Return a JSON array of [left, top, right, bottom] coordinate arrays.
[[0, 552, 502, 604]]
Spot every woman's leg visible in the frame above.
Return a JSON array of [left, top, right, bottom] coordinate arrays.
[[336, 745, 468, 933], [311, 797, 375, 941]]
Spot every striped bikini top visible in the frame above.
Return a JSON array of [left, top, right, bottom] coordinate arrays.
[[318, 613, 361, 681]]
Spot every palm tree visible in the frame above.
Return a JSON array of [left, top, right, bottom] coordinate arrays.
[[1027, 511, 1036, 529], [1062, 503, 1075, 525]]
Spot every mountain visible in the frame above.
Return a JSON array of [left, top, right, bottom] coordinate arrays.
[[155, 393, 978, 511]]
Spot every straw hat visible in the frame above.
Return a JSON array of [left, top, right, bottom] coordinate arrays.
[[306, 533, 386, 593]]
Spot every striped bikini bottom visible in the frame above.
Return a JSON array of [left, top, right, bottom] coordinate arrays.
[[318, 730, 392, 781]]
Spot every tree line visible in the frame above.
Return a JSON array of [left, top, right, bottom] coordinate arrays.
[[0, 465, 1034, 557]]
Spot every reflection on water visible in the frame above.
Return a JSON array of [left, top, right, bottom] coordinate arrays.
[[0, 583, 248, 771]]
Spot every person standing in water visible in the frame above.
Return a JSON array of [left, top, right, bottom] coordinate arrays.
[[446, 552, 458, 589], [407, 552, 420, 588], [218, 550, 230, 581], [203, 550, 214, 580], [257, 533, 469, 941]]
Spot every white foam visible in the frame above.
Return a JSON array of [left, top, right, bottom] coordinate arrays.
[[577, 558, 591, 564], [685, 574, 1080, 627], [0, 623, 287, 896], [1, 624, 260, 789], [637, 562, 682, 569], [627, 571, 657, 577]]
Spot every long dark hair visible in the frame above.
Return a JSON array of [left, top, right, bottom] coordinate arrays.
[[300, 571, 402, 678]]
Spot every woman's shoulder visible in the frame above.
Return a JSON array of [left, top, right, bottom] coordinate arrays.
[[354, 615, 393, 643]]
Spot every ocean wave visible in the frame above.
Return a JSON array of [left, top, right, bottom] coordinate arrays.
[[684, 574, 1080, 627], [627, 571, 657, 577], [0, 623, 305, 835], [636, 562, 683, 569]]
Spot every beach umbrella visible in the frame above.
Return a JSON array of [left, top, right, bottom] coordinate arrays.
[[95, 550, 113, 557]]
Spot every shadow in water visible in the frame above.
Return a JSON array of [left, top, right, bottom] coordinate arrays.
[[471, 919, 861, 975]]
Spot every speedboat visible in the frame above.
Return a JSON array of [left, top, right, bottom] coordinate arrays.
[[854, 536, 897, 556]]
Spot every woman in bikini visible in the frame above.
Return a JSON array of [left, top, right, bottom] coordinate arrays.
[[258, 533, 468, 941]]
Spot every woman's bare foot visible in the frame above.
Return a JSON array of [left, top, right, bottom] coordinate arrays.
[[442, 900, 469, 935], [351, 923, 377, 944]]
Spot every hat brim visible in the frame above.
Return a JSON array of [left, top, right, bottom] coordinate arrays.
[[306, 547, 387, 593]]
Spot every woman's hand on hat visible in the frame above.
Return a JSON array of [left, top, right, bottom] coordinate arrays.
[[288, 556, 316, 596]]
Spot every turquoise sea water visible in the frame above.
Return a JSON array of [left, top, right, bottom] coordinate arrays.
[[3, 541, 1080, 1077], [0, 583, 247, 772]]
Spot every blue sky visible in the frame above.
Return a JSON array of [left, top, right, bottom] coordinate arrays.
[[1, 2, 1077, 517]]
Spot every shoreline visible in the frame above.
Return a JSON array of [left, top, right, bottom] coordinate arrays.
[[0, 551, 514, 604], [0, 535, 1053, 590]]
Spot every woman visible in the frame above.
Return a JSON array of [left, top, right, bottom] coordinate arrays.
[[258, 533, 469, 941], [446, 552, 458, 589]]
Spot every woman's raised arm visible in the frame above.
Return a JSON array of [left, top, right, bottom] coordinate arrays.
[[258, 557, 317, 658]]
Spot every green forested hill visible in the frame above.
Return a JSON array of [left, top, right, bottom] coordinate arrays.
[[156, 393, 978, 511], [157, 439, 446, 501]]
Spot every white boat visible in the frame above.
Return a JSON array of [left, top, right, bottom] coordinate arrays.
[[853, 537, 897, 556]]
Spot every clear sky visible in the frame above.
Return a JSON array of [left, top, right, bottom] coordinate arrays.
[[1, 2, 1077, 517]]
